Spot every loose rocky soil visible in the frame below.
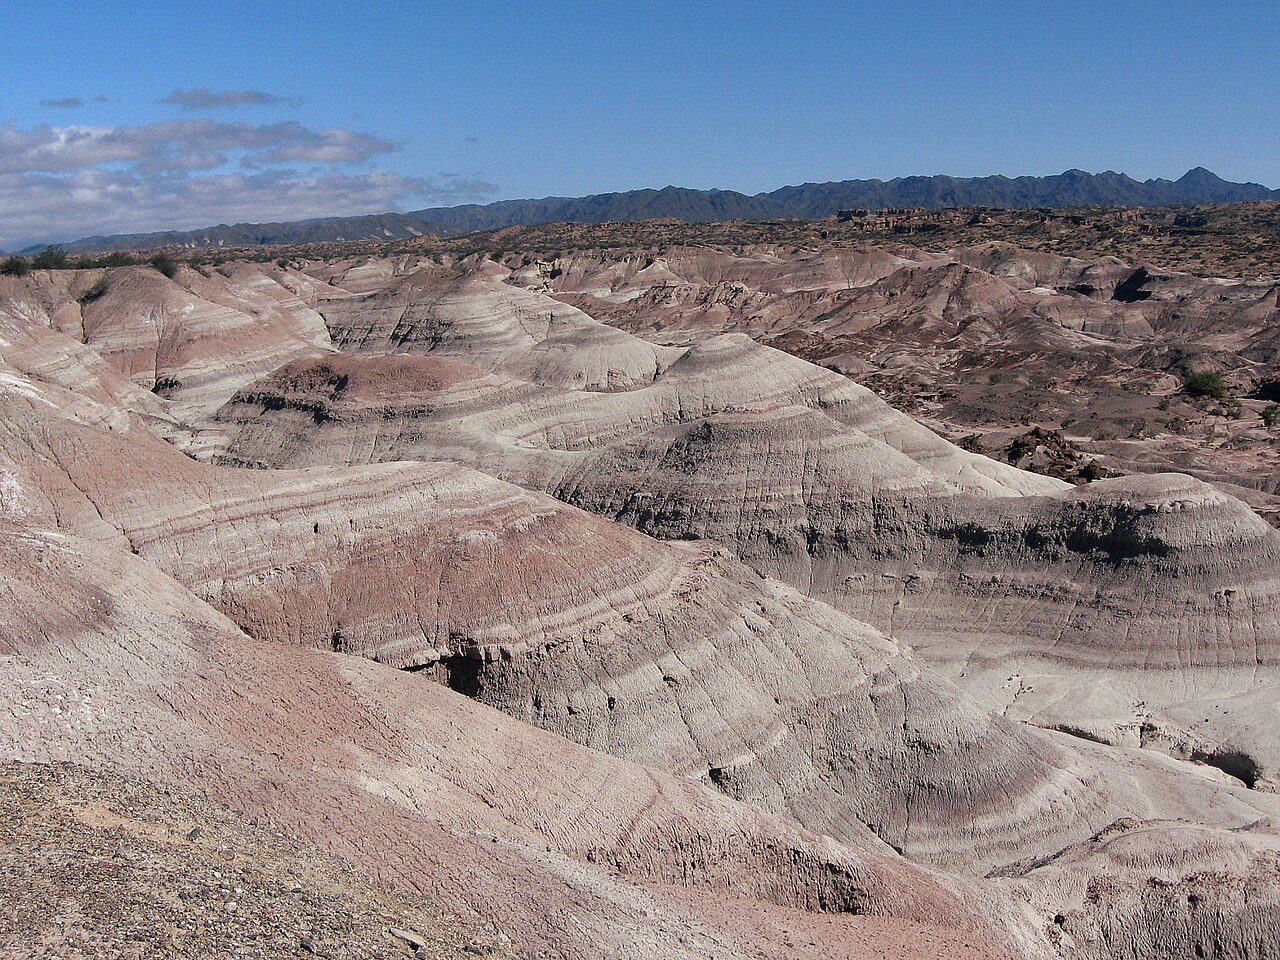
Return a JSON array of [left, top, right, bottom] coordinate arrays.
[[0, 762, 519, 960]]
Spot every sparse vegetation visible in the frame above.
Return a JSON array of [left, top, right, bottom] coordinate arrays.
[[78, 275, 110, 303], [149, 252, 178, 279], [1, 255, 30, 276], [1183, 370, 1228, 400], [1264, 404, 1279, 429], [31, 245, 70, 270], [93, 251, 140, 268]]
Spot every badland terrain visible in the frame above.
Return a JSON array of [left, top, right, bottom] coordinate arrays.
[[2, 200, 1280, 958]]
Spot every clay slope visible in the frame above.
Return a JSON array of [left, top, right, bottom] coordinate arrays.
[[317, 259, 683, 392], [2, 394, 1249, 880], [197, 265, 1280, 791], [239, 257, 1067, 498], [0, 509, 1014, 960], [527, 243, 1280, 510], [5, 259, 1280, 959], [1, 264, 332, 437], [5, 398, 1280, 960]]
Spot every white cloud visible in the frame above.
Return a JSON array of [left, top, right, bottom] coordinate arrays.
[[0, 117, 495, 248], [0, 120, 396, 174], [0, 168, 495, 249]]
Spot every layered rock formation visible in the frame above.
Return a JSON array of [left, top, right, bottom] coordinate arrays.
[[528, 243, 1280, 514], [200, 265, 1280, 793], [2, 252, 1279, 959]]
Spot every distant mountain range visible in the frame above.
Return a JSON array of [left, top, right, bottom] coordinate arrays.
[[39, 167, 1279, 253]]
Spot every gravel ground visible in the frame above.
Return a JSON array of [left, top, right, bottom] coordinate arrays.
[[0, 761, 521, 960]]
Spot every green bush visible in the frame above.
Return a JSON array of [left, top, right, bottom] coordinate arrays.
[[78, 275, 109, 303], [1183, 370, 1227, 400], [149, 253, 178, 279], [0, 255, 30, 276], [1264, 404, 1279, 429], [97, 251, 139, 268], [31, 245, 69, 270]]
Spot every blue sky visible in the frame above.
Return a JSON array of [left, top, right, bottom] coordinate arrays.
[[1, 0, 1276, 248]]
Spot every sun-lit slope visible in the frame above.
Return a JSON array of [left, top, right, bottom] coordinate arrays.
[[306, 260, 1063, 495], [14, 504, 1275, 960], [1007, 818, 1280, 960], [0, 515, 1023, 960], [205, 275, 1280, 788], [16, 264, 333, 421], [4, 258, 1280, 958], [535, 242, 1280, 511], [318, 259, 684, 391], [3, 391, 1278, 880]]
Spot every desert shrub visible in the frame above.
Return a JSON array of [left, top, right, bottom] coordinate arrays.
[[149, 253, 178, 279], [97, 251, 139, 268], [0, 255, 30, 276], [1183, 370, 1227, 400], [31, 245, 69, 270], [1263, 404, 1279, 429], [78, 276, 109, 302]]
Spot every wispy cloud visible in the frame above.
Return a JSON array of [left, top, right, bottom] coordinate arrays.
[[0, 120, 395, 174], [160, 88, 301, 110], [0, 116, 496, 249], [39, 97, 84, 109]]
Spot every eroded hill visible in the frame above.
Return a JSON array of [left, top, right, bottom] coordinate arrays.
[[2, 249, 1279, 959]]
